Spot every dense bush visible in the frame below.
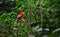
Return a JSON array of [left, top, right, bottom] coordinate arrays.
[[0, 0, 60, 37]]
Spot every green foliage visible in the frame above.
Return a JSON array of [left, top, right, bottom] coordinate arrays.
[[0, 0, 60, 37]]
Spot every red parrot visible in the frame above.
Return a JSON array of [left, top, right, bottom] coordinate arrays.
[[16, 12, 25, 22], [17, 12, 25, 18]]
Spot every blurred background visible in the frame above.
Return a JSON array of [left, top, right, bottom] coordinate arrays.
[[0, 0, 60, 37]]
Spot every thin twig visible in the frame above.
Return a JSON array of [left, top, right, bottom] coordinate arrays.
[[39, 0, 43, 36]]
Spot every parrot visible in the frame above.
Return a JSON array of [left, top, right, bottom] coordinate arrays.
[[16, 12, 25, 22]]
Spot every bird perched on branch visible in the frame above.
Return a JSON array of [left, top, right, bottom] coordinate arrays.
[[16, 12, 25, 22]]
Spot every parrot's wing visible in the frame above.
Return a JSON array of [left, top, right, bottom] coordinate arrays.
[[16, 18, 19, 22]]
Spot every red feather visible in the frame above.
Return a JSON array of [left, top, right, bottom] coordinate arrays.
[[17, 12, 25, 18]]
